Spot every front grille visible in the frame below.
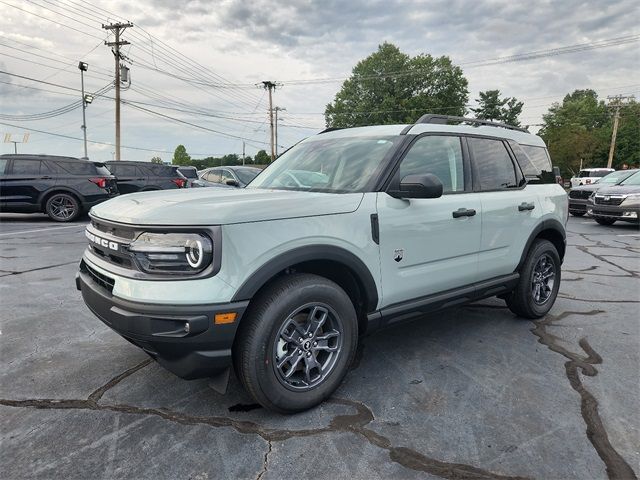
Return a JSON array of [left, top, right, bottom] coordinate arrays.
[[82, 261, 115, 293], [595, 195, 624, 206], [569, 190, 592, 200], [88, 219, 137, 270], [91, 219, 136, 240]]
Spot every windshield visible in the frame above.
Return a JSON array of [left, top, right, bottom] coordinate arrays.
[[178, 168, 198, 179], [597, 170, 635, 184], [235, 168, 260, 184], [249, 136, 399, 192], [620, 171, 640, 186]]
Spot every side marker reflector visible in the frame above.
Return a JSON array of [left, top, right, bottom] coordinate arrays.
[[214, 312, 237, 325]]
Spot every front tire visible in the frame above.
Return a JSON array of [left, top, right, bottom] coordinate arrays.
[[595, 217, 616, 226], [233, 273, 357, 413], [506, 239, 561, 319], [570, 211, 585, 217], [45, 193, 80, 222]]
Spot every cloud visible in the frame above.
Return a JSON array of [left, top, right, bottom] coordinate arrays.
[[0, 0, 637, 159]]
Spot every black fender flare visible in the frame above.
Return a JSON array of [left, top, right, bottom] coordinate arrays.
[[38, 187, 82, 209], [231, 245, 379, 312], [516, 218, 566, 271]]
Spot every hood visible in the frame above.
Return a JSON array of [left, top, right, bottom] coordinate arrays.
[[90, 187, 364, 226], [595, 184, 640, 195]]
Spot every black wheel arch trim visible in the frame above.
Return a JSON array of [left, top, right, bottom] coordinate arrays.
[[516, 218, 566, 271], [231, 245, 379, 312], [38, 187, 83, 208]]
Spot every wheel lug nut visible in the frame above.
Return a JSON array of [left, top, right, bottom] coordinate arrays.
[[308, 333, 312, 338], [306, 352, 311, 357], [313, 341, 317, 346]]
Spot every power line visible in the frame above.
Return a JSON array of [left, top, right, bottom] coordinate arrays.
[[0, 120, 228, 156]]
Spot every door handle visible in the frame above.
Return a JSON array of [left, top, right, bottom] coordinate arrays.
[[518, 202, 535, 211], [452, 208, 476, 218]]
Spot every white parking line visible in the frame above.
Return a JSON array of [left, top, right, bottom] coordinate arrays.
[[616, 233, 640, 237], [0, 224, 86, 237]]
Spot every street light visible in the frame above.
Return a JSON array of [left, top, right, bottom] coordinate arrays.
[[78, 61, 89, 159]]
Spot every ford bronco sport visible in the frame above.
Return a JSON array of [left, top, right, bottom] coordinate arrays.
[[76, 115, 567, 413]]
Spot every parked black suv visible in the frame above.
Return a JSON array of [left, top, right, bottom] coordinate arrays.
[[105, 161, 188, 194], [0, 154, 118, 222]]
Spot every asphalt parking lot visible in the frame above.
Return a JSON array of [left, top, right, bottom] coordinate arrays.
[[1, 213, 638, 480]]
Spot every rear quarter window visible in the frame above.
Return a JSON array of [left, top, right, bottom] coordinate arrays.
[[511, 142, 555, 184], [57, 161, 97, 175], [0, 158, 8, 175]]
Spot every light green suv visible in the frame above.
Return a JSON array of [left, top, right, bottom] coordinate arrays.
[[76, 115, 568, 413]]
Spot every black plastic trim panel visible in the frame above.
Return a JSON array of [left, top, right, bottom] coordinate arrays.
[[367, 273, 520, 331]]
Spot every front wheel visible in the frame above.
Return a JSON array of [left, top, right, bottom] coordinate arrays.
[[45, 193, 80, 222], [233, 273, 357, 413], [595, 217, 616, 226], [506, 239, 561, 319]]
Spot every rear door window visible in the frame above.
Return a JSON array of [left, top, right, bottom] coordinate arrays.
[[468, 138, 519, 190], [11, 160, 41, 175]]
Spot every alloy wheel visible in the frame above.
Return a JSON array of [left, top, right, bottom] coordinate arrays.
[[531, 253, 556, 305], [273, 303, 343, 391]]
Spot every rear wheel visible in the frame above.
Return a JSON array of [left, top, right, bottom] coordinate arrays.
[[506, 239, 561, 319], [233, 273, 357, 413], [595, 217, 616, 226], [45, 193, 80, 222]]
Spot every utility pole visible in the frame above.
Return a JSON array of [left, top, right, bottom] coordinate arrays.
[[4, 133, 29, 154], [274, 106, 286, 157], [78, 61, 89, 159], [258, 81, 281, 161], [103, 22, 133, 161], [606, 95, 634, 168]]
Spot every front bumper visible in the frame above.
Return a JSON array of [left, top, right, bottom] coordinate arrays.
[[569, 198, 589, 214], [587, 204, 640, 223], [76, 263, 248, 379]]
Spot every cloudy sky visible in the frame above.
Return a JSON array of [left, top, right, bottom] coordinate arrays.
[[0, 0, 638, 162]]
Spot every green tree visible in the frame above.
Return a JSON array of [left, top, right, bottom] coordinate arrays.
[[471, 90, 524, 126], [325, 42, 469, 128], [538, 90, 611, 175], [172, 145, 191, 165], [254, 149, 270, 164], [150, 156, 163, 164]]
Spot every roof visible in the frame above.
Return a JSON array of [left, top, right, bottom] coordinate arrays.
[[308, 121, 546, 147], [0, 154, 89, 162]]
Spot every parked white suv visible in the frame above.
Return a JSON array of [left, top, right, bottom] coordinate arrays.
[[77, 114, 568, 413], [570, 168, 615, 188]]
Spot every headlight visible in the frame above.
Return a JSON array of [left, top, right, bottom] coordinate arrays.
[[621, 193, 640, 207], [128, 232, 213, 274]]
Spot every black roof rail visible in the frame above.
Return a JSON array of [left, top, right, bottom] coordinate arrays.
[[318, 127, 345, 134], [416, 114, 529, 133]]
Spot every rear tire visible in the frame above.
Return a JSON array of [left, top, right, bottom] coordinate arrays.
[[233, 273, 357, 413], [45, 193, 80, 222], [595, 217, 616, 226], [506, 239, 561, 319]]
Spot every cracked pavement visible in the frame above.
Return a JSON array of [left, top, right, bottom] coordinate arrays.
[[1, 213, 638, 479]]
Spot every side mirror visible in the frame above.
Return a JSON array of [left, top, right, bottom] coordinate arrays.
[[225, 179, 240, 187], [389, 173, 443, 199]]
